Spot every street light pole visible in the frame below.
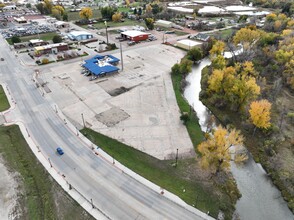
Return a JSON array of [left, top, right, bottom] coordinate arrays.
[[104, 21, 109, 44], [175, 148, 179, 168], [120, 42, 123, 71], [81, 113, 85, 128]]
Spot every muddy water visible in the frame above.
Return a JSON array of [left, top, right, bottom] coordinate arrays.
[[183, 59, 294, 220]]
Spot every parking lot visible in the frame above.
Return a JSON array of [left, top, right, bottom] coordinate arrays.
[[41, 44, 195, 160]]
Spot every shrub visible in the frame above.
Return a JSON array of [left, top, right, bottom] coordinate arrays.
[[52, 35, 62, 43], [41, 58, 49, 64], [11, 36, 21, 44]]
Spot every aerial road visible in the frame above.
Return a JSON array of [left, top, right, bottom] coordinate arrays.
[[0, 36, 212, 220]]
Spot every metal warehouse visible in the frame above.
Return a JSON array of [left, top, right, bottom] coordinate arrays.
[[120, 30, 149, 42]]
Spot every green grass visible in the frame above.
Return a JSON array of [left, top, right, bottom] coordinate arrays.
[[117, 7, 131, 13], [208, 28, 234, 40], [0, 85, 10, 111], [66, 9, 101, 21], [81, 128, 223, 217], [6, 32, 57, 45], [171, 73, 204, 149], [83, 19, 141, 30], [0, 125, 94, 220]]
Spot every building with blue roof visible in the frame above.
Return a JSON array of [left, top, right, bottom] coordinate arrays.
[[82, 55, 120, 77]]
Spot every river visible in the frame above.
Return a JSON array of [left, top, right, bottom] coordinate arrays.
[[183, 58, 294, 220]]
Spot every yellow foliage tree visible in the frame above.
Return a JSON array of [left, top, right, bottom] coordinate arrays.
[[211, 55, 226, 70], [112, 12, 122, 22], [52, 5, 65, 18], [209, 40, 225, 57], [146, 4, 152, 13], [198, 125, 246, 174], [79, 7, 93, 20], [249, 99, 272, 131], [233, 27, 262, 50], [125, 0, 130, 7]]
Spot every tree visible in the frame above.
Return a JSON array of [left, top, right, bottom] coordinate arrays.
[[171, 63, 181, 75], [63, 13, 68, 21], [187, 47, 202, 64], [11, 36, 21, 44], [79, 7, 93, 21], [125, 0, 130, 7], [52, 35, 62, 43], [145, 18, 154, 30], [138, 8, 142, 16], [145, 4, 152, 14], [179, 59, 193, 75], [36, 3, 45, 14], [233, 27, 262, 51], [26, 3, 31, 8], [198, 125, 246, 174], [209, 40, 225, 57], [101, 7, 116, 20], [43, 0, 53, 14], [151, 3, 160, 15], [133, 8, 137, 15], [249, 99, 272, 132], [112, 12, 122, 22], [52, 5, 65, 19], [211, 55, 226, 70]]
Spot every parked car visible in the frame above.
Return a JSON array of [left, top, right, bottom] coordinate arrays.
[[128, 41, 136, 46], [56, 147, 64, 155]]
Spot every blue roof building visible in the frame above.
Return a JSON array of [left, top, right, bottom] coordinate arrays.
[[83, 55, 120, 76]]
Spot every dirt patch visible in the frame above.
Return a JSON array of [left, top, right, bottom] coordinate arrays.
[[108, 86, 130, 96], [96, 107, 130, 127]]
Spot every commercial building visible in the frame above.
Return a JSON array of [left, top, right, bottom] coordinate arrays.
[[14, 16, 27, 23], [155, 20, 173, 28], [176, 39, 202, 50], [29, 39, 49, 47], [34, 43, 69, 55], [55, 21, 70, 29], [120, 30, 149, 42], [67, 31, 94, 41], [82, 55, 120, 77]]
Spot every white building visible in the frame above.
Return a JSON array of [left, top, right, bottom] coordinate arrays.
[[176, 39, 202, 50], [155, 20, 174, 28], [67, 31, 94, 41]]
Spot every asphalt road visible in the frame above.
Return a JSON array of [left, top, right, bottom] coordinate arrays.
[[0, 36, 210, 220]]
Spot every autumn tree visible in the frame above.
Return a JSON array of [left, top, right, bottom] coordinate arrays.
[[211, 55, 226, 69], [249, 99, 272, 133], [209, 40, 225, 57], [79, 7, 93, 21], [125, 0, 130, 7], [52, 5, 65, 19], [208, 62, 260, 111], [187, 47, 202, 64], [145, 18, 154, 30], [198, 125, 247, 174], [145, 4, 152, 14], [112, 12, 122, 22]]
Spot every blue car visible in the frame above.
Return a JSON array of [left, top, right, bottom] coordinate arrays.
[[56, 147, 64, 155]]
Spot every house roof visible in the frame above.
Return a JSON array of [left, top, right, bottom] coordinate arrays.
[[156, 20, 173, 25], [121, 30, 148, 38]]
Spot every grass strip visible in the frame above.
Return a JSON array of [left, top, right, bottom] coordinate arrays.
[[0, 85, 10, 111], [170, 73, 204, 149], [81, 128, 225, 218], [6, 32, 57, 45]]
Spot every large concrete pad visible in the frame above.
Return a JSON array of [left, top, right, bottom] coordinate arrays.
[[44, 44, 195, 160]]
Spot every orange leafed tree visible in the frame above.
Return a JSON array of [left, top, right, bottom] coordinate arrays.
[[249, 99, 272, 131]]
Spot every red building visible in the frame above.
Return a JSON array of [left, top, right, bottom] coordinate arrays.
[[120, 30, 149, 42]]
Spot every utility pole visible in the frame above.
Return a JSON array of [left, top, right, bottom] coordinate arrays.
[[104, 21, 109, 44], [175, 148, 178, 168], [120, 42, 123, 71], [48, 158, 52, 167], [81, 113, 85, 128]]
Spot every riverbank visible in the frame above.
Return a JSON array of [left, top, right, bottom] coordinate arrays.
[[200, 65, 294, 215]]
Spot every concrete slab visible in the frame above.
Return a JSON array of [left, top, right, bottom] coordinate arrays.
[[44, 44, 195, 160]]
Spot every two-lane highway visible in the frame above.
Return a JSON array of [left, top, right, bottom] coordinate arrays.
[[0, 36, 211, 220]]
